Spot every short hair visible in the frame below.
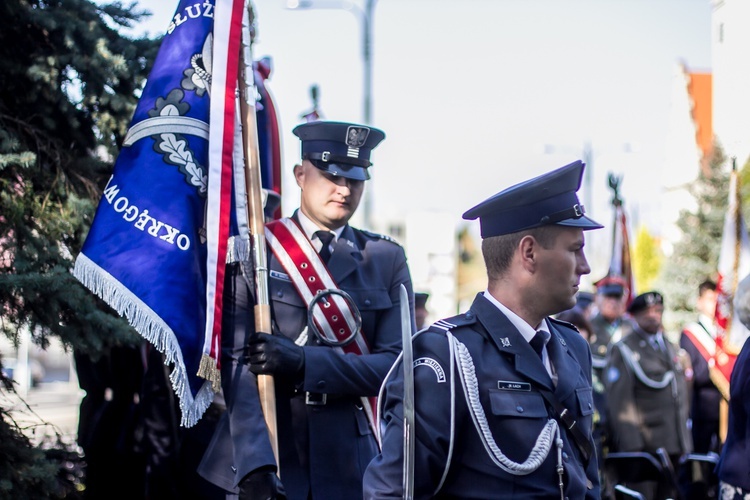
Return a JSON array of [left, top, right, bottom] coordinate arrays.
[[699, 279, 717, 296], [482, 225, 559, 281]]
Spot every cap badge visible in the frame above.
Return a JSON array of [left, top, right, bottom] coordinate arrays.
[[346, 126, 369, 158]]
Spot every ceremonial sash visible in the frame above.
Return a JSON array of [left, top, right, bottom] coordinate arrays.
[[265, 217, 380, 445], [683, 322, 734, 401], [682, 322, 715, 364], [712, 336, 737, 401]]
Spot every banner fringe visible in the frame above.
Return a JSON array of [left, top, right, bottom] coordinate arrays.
[[226, 234, 251, 263], [198, 354, 222, 392], [72, 253, 214, 427]]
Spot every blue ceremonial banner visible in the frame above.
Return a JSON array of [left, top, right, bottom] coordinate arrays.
[[74, 0, 247, 426]]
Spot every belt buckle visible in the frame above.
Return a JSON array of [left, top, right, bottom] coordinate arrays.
[[305, 392, 327, 405]]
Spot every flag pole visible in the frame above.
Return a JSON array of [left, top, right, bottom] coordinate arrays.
[[239, 1, 279, 467], [723, 159, 740, 441], [731, 158, 741, 327], [713, 157, 743, 442]]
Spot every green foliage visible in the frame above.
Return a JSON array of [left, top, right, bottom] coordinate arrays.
[[655, 144, 734, 330], [0, 0, 159, 352], [632, 226, 662, 293], [0, 1, 160, 496]]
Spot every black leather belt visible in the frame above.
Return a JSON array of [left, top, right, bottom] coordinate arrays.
[[302, 392, 349, 406], [306, 392, 327, 405]]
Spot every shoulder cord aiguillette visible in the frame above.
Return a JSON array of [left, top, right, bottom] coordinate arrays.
[[450, 333, 565, 499], [616, 343, 676, 395]]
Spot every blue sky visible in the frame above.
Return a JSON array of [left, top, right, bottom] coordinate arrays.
[[121, 0, 712, 273]]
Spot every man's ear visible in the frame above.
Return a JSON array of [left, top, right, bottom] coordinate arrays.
[[293, 163, 304, 187], [518, 235, 537, 272]]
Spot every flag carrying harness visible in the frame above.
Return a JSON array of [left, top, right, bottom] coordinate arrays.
[[265, 217, 380, 446]]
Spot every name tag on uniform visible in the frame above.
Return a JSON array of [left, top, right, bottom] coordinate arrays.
[[270, 270, 291, 282], [497, 381, 531, 391]]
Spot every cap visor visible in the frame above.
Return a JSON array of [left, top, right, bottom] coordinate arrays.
[[556, 215, 604, 230], [312, 160, 369, 181]]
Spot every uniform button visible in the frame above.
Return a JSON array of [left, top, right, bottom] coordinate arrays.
[[365, 299, 371, 306], [562, 452, 569, 461], [588, 402, 592, 409], [516, 406, 524, 413], [317, 381, 326, 389], [465, 312, 474, 320], [586, 479, 593, 489], [277, 290, 283, 297]]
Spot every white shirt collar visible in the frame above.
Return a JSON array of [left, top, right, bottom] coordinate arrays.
[[483, 290, 555, 381], [483, 291, 550, 344], [297, 210, 345, 248], [698, 314, 717, 336]]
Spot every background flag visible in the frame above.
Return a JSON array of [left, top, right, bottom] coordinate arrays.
[[73, 0, 248, 427], [609, 202, 636, 306], [597, 173, 636, 306], [255, 57, 283, 218], [713, 165, 750, 399]]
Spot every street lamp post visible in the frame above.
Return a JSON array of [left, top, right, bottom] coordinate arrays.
[[286, 0, 377, 228]]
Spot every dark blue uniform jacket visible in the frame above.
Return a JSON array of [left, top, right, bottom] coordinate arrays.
[[717, 338, 750, 491], [199, 219, 414, 500], [364, 293, 600, 499]]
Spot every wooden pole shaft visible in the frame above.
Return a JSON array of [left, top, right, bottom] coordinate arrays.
[[239, 1, 278, 467]]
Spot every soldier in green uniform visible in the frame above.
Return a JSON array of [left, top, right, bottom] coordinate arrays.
[[605, 291, 692, 500]]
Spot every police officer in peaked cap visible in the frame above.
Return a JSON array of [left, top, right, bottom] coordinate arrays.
[[365, 160, 602, 499], [200, 121, 415, 500], [292, 120, 385, 181]]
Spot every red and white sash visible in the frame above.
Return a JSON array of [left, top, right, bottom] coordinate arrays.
[[265, 218, 380, 446], [682, 321, 716, 365]]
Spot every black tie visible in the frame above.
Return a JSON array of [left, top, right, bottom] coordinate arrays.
[[315, 230, 335, 264], [530, 331, 546, 360]]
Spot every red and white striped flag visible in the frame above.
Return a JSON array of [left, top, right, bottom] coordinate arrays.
[[609, 203, 636, 306], [713, 166, 750, 397]]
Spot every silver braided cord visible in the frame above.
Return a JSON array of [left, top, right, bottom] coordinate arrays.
[[435, 331, 458, 495], [376, 328, 566, 498], [451, 335, 564, 476], [616, 343, 675, 389]]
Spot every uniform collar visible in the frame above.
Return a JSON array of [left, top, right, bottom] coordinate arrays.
[[296, 209, 346, 248], [482, 290, 550, 343], [698, 314, 717, 336]]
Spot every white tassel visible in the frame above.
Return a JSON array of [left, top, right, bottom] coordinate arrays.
[[72, 253, 215, 427]]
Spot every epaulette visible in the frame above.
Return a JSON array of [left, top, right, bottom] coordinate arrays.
[[429, 311, 477, 334], [549, 316, 580, 333], [360, 229, 402, 246]]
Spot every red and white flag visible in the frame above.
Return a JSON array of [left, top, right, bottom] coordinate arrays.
[[713, 167, 750, 397], [609, 203, 636, 306]]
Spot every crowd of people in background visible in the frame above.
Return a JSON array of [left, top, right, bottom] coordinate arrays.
[[69, 122, 750, 500], [553, 276, 749, 500]]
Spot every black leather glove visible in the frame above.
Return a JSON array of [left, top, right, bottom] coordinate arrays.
[[238, 466, 286, 500], [246, 332, 305, 377]]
